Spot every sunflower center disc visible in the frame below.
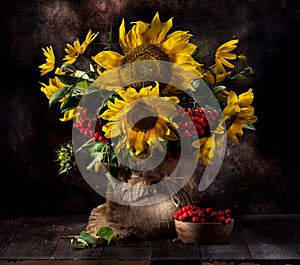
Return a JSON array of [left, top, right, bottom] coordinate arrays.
[[121, 44, 171, 89], [128, 101, 158, 131]]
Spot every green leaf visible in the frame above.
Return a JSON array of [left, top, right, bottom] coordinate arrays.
[[56, 74, 82, 85], [192, 43, 205, 58], [61, 64, 76, 73], [70, 237, 89, 249], [49, 85, 70, 108], [243, 123, 256, 130], [77, 80, 89, 89], [230, 73, 247, 80], [60, 94, 80, 112], [79, 231, 97, 245], [89, 142, 106, 152], [96, 226, 116, 245], [213, 85, 227, 93]]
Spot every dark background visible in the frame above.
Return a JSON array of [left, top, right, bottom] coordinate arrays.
[[0, 0, 299, 215]]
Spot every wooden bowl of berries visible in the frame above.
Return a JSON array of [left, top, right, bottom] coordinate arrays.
[[174, 205, 234, 244]]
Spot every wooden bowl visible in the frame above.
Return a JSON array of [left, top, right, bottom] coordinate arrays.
[[174, 219, 234, 244]]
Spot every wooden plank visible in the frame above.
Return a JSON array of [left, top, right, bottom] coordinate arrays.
[[0, 260, 49, 265], [100, 238, 151, 264], [199, 222, 252, 261], [100, 239, 151, 261], [287, 219, 300, 254], [240, 219, 300, 261], [1, 216, 65, 260], [100, 261, 150, 265], [0, 216, 25, 254], [150, 239, 200, 265]]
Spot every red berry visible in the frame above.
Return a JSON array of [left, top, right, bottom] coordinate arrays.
[[225, 209, 231, 215], [212, 109, 219, 118], [206, 208, 213, 213], [218, 210, 224, 216], [183, 212, 189, 219], [177, 209, 183, 215], [197, 117, 203, 123], [198, 211, 204, 218], [188, 210, 194, 217], [192, 216, 199, 223], [211, 211, 217, 217], [184, 130, 191, 137], [225, 218, 232, 225], [178, 215, 185, 222], [182, 206, 188, 212], [219, 216, 225, 223]]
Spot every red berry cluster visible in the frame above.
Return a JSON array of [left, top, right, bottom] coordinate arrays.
[[174, 205, 232, 225], [73, 108, 110, 143], [177, 107, 219, 138]]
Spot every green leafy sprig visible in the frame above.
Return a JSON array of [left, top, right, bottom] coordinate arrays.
[[70, 226, 116, 249]]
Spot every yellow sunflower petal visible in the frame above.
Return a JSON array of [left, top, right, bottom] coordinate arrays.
[[119, 18, 128, 51], [134, 131, 147, 155], [92, 51, 124, 70], [162, 31, 193, 55], [219, 57, 235, 69], [238, 88, 254, 107], [59, 108, 76, 122], [147, 12, 173, 44]]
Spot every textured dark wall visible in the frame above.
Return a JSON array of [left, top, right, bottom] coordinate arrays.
[[0, 0, 299, 215]]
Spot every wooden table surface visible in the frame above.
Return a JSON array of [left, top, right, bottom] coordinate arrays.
[[0, 214, 299, 265]]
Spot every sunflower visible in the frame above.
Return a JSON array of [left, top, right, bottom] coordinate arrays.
[[192, 121, 225, 165], [100, 81, 179, 156], [92, 12, 202, 92], [223, 88, 257, 143], [215, 39, 238, 75], [63, 29, 99, 65], [39, 46, 55, 76], [40, 68, 65, 100]]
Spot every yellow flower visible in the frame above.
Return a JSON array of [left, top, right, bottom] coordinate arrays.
[[40, 77, 64, 100], [202, 65, 231, 86], [63, 29, 99, 64], [223, 88, 258, 143], [193, 136, 215, 166], [192, 122, 225, 165], [39, 46, 55, 76], [59, 108, 77, 122], [215, 39, 238, 75], [92, 12, 202, 91], [40, 68, 66, 100], [100, 82, 179, 156]]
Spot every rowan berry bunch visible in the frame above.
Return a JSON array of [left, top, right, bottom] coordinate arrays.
[[177, 106, 220, 138], [174, 205, 232, 225], [73, 107, 110, 143], [165, 106, 220, 161]]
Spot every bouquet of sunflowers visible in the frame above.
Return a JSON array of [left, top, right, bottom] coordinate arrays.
[[38, 12, 257, 192]]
